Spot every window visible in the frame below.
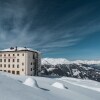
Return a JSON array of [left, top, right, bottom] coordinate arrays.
[[0, 64, 2, 67], [31, 68, 32, 71], [4, 59, 6, 62], [0, 54, 2, 57], [16, 71, 20, 75], [4, 64, 6, 67], [17, 64, 19, 68], [4, 54, 6, 56], [22, 54, 24, 56], [12, 64, 14, 68], [4, 70, 6, 72], [0, 70, 2, 71], [12, 59, 15, 62], [17, 54, 19, 56], [8, 54, 10, 56], [0, 59, 2, 62], [12, 71, 15, 74], [8, 70, 11, 73], [31, 62, 32, 65], [17, 59, 19, 62], [22, 69, 24, 71], [8, 64, 10, 68], [22, 63, 24, 66], [33, 54, 35, 59], [13, 54, 15, 56], [8, 59, 10, 62]]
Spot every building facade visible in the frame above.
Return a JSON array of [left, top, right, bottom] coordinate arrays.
[[0, 47, 41, 76]]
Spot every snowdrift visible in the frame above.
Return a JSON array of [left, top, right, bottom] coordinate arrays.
[[23, 77, 39, 88], [52, 82, 66, 89]]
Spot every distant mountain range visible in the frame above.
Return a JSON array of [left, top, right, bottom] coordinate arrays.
[[42, 58, 100, 65], [40, 58, 100, 82]]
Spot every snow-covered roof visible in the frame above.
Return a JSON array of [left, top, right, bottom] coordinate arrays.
[[0, 47, 40, 53]]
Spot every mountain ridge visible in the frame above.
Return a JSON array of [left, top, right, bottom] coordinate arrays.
[[42, 58, 100, 65], [41, 58, 100, 82]]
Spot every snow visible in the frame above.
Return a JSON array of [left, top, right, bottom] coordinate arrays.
[[72, 69, 80, 76], [72, 60, 100, 65], [42, 58, 70, 65], [23, 77, 39, 88], [42, 58, 100, 65], [1, 47, 31, 51], [73, 71, 80, 76], [47, 68, 56, 71], [1, 47, 40, 53], [58, 77, 100, 92], [0, 72, 100, 100], [52, 82, 66, 89]]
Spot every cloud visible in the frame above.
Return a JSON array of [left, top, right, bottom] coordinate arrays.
[[0, 0, 100, 55]]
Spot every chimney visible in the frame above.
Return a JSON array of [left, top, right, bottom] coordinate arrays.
[[10, 47, 14, 50], [24, 47, 28, 50], [15, 46, 17, 51]]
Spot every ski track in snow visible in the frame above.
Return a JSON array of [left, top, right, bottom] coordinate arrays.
[[58, 78, 100, 92]]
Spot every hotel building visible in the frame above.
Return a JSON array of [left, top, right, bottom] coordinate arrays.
[[0, 47, 41, 76]]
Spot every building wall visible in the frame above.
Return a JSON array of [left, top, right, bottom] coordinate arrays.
[[27, 51, 34, 76], [26, 51, 41, 76], [0, 52, 26, 75], [0, 51, 41, 76], [37, 52, 41, 75]]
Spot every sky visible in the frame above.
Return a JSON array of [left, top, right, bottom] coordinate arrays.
[[0, 0, 100, 60]]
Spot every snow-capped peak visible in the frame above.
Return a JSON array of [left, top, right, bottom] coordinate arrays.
[[42, 58, 100, 65], [42, 58, 70, 65]]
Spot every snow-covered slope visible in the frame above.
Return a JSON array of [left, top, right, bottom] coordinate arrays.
[[0, 72, 100, 100], [42, 58, 100, 65]]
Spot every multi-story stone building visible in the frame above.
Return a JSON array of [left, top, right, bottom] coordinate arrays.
[[0, 47, 41, 76]]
